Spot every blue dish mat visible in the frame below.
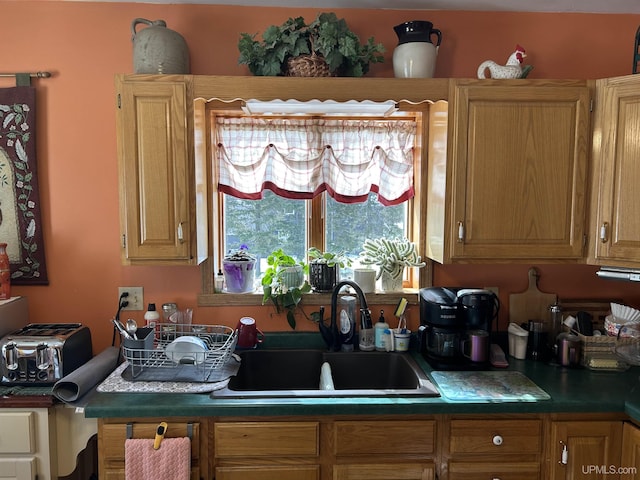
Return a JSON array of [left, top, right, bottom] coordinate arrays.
[[430, 371, 551, 402]]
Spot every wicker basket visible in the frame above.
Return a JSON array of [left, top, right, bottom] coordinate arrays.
[[286, 54, 332, 77]]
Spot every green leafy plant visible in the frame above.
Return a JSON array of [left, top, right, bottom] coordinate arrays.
[[261, 248, 311, 329], [307, 247, 352, 268], [359, 237, 425, 280], [238, 12, 385, 77]]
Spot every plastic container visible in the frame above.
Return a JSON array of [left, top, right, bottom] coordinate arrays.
[[374, 310, 390, 351], [507, 322, 529, 359]]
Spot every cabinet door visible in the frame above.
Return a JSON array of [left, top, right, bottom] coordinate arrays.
[[98, 421, 202, 480], [621, 422, 640, 479], [447, 80, 590, 261], [549, 421, 622, 480], [589, 74, 640, 266], [116, 75, 192, 264]]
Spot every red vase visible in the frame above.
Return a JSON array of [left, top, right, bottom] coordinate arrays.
[[0, 243, 10, 300]]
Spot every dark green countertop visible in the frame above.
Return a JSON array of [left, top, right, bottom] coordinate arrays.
[[84, 332, 640, 420]]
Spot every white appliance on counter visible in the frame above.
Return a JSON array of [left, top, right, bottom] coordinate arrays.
[[0, 297, 29, 338]]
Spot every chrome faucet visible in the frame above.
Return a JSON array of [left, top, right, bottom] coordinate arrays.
[[318, 280, 372, 351]]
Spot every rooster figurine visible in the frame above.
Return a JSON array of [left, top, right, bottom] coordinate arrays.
[[477, 45, 527, 79]]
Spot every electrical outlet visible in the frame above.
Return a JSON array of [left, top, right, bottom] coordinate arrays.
[[485, 286, 499, 297], [118, 286, 144, 311]]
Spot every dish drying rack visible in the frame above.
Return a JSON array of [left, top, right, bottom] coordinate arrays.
[[121, 323, 237, 382]]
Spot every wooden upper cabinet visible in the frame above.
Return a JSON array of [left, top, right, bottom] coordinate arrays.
[[427, 79, 591, 263], [589, 74, 640, 267], [115, 75, 193, 265]]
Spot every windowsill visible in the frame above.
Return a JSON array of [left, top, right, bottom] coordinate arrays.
[[198, 289, 419, 307]]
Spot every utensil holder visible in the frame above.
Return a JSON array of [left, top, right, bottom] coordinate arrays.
[[123, 327, 154, 360]]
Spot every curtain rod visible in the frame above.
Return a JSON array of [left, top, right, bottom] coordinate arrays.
[[0, 72, 51, 78]]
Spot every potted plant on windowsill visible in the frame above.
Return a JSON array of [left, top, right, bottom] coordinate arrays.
[[222, 245, 257, 293], [307, 247, 352, 293], [262, 248, 311, 329], [238, 12, 385, 77], [359, 237, 425, 292]]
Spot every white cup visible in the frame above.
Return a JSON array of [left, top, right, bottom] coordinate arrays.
[[353, 268, 376, 293]]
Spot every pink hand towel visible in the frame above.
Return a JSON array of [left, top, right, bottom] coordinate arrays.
[[125, 437, 191, 480]]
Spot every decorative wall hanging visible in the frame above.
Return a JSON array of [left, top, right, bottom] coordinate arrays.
[[0, 85, 48, 284]]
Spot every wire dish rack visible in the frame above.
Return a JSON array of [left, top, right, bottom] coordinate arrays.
[[122, 323, 237, 382]]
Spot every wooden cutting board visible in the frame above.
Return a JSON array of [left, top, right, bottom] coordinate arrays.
[[509, 267, 557, 326]]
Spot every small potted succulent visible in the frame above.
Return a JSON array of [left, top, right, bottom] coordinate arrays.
[[222, 244, 257, 293], [359, 237, 425, 292], [238, 12, 385, 77], [307, 247, 352, 292], [262, 248, 311, 329]]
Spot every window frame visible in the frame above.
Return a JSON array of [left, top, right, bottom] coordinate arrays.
[[192, 77, 447, 307]]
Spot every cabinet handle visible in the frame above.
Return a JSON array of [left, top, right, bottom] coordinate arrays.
[[492, 435, 503, 446], [600, 222, 609, 243], [559, 440, 568, 465], [457, 221, 464, 243], [177, 222, 184, 243]]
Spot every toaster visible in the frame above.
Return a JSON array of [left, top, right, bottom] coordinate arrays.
[[0, 323, 92, 385]]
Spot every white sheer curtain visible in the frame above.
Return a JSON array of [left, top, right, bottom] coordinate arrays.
[[215, 117, 416, 205]]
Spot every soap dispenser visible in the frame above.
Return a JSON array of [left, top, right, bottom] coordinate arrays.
[[375, 310, 390, 351]]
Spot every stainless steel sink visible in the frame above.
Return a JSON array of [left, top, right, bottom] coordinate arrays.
[[211, 349, 440, 398]]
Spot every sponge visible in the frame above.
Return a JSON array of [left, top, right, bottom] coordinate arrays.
[[394, 298, 408, 317]]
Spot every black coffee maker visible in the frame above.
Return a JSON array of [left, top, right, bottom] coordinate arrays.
[[419, 287, 500, 370]]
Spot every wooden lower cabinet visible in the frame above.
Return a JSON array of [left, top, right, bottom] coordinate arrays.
[[621, 422, 640, 480], [212, 417, 436, 480], [98, 418, 206, 480], [98, 413, 637, 480], [548, 420, 623, 480], [333, 420, 436, 480], [213, 421, 321, 480], [444, 417, 543, 480]]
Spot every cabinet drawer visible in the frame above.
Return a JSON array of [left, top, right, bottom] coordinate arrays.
[[449, 420, 541, 454], [0, 457, 36, 480], [215, 422, 319, 457], [449, 461, 540, 480], [334, 463, 435, 480], [0, 412, 34, 453], [216, 465, 320, 480], [100, 422, 200, 462], [334, 420, 435, 456]]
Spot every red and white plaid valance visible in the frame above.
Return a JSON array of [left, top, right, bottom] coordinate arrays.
[[215, 117, 416, 205]]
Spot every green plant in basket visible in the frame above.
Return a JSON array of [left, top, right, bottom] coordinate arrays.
[[261, 248, 311, 329], [238, 12, 385, 77]]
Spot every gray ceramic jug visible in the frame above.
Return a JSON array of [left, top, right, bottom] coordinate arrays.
[[131, 18, 190, 74]]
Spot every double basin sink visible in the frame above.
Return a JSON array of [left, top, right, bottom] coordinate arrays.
[[211, 349, 440, 398]]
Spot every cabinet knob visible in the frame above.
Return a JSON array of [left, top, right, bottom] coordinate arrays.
[[600, 222, 609, 243], [492, 435, 503, 446]]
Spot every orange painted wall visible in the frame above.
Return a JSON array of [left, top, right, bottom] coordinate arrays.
[[2, 1, 640, 354]]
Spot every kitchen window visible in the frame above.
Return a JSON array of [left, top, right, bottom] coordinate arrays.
[[217, 115, 416, 283], [194, 95, 443, 304]]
